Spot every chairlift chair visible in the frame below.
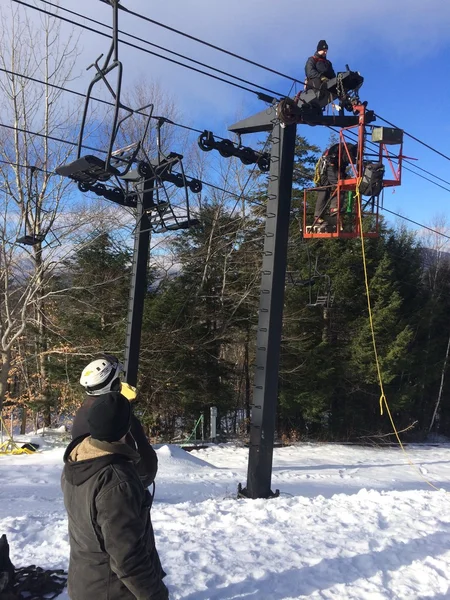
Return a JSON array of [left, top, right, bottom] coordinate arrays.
[[287, 258, 334, 309], [16, 167, 51, 246], [16, 233, 46, 246], [55, 0, 152, 187], [55, 0, 200, 235]]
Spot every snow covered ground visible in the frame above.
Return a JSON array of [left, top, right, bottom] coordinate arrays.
[[1, 436, 450, 599]]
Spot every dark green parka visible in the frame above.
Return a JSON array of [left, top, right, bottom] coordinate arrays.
[[61, 435, 168, 600]]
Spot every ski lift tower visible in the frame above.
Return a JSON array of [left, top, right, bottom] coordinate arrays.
[[231, 69, 385, 499]]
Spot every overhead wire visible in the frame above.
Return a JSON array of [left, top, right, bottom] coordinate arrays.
[[2, 94, 450, 249], [0, 158, 52, 175], [13, 0, 450, 171], [2, 120, 450, 244], [5, 66, 450, 231], [36, 0, 282, 99], [0, 121, 104, 154], [375, 113, 450, 164], [12, 0, 284, 99], [91, 0, 304, 86], [330, 126, 450, 194], [15, 0, 450, 172], [97, 0, 450, 167], [380, 208, 450, 240], [398, 162, 450, 189], [4, 5, 450, 237], [0, 66, 233, 143], [363, 140, 450, 187], [400, 164, 450, 193], [0, 122, 256, 209]]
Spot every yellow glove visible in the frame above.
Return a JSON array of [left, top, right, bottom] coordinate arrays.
[[121, 382, 137, 401]]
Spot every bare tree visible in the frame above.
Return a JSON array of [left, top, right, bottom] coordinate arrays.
[[0, 2, 82, 418], [420, 215, 450, 433]]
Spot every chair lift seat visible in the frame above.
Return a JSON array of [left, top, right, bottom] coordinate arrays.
[[16, 233, 46, 246], [56, 155, 121, 185]]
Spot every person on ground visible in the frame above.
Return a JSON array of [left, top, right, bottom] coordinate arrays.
[[73, 354, 158, 488], [62, 391, 169, 600]]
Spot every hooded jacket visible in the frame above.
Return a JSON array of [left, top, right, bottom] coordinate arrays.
[[61, 435, 168, 600], [72, 395, 158, 488]]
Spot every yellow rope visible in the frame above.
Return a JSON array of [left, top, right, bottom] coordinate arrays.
[[313, 159, 321, 186], [355, 183, 443, 492]]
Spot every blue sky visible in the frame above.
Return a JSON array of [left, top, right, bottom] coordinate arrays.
[[17, 0, 450, 233]]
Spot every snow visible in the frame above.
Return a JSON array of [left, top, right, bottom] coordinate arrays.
[[1, 437, 450, 599]]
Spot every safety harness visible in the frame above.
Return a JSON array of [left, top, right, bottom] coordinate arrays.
[[313, 149, 331, 185], [0, 535, 67, 600]]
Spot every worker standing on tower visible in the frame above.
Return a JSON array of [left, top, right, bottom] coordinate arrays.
[[304, 40, 336, 91]]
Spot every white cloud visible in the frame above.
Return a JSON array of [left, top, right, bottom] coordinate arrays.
[[56, 0, 449, 128]]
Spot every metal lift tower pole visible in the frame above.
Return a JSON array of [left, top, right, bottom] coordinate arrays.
[[124, 175, 154, 387], [227, 73, 375, 498], [230, 106, 297, 498]]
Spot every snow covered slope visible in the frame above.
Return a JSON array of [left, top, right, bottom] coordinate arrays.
[[1, 440, 450, 599]]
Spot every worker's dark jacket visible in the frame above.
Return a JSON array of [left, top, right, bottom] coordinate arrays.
[[61, 435, 168, 600], [72, 396, 157, 488], [305, 54, 336, 88]]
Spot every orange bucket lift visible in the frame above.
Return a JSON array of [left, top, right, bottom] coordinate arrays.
[[303, 105, 404, 239]]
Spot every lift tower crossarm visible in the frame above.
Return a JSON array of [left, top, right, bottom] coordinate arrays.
[[228, 106, 277, 135]]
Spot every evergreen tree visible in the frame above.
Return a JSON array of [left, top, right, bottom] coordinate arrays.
[[138, 204, 246, 437], [48, 230, 134, 409]]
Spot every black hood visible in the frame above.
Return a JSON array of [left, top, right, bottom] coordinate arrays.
[[63, 435, 134, 486]]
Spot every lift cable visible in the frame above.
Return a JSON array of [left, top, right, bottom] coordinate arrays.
[[0, 122, 104, 154], [380, 208, 450, 241], [1, 128, 449, 243], [17, 0, 450, 167], [0, 124, 255, 206], [94, 0, 450, 165], [89, 0, 304, 86], [0, 66, 232, 142], [12, 0, 284, 99], [375, 113, 450, 164], [0, 159, 53, 176], [4, 67, 449, 213], [38, 0, 284, 99], [2, 118, 450, 241]]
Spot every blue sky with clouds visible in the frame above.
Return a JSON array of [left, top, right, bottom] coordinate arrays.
[[17, 0, 450, 232]]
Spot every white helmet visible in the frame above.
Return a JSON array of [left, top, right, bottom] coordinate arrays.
[[79, 355, 124, 396]]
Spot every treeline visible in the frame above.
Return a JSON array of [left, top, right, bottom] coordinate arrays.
[[3, 4, 449, 443], [3, 135, 450, 443]]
